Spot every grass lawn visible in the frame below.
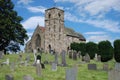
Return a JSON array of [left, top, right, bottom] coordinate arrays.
[[0, 53, 115, 80]]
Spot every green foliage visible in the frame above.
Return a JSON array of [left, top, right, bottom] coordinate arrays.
[[70, 42, 79, 52], [86, 42, 98, 59], [0, 0, 28, 51], [78, 43, 86, 56], [98, 40, 113, 62], [114, 39, 120, 62]]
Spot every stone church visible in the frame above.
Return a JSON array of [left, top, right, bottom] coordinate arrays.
[[25, 7, 86, 53]]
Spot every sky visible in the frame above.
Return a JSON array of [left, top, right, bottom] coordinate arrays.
[[11, 0, 120, 50]]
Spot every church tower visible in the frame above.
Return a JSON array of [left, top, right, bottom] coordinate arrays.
[[44, 7, 65, 53]]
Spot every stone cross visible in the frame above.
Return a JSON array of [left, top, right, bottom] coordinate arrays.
[[36, 60, 42, 76], [61, 50, 67, 66]]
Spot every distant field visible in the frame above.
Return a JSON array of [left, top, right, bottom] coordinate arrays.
[[0, 53, 115, 80]]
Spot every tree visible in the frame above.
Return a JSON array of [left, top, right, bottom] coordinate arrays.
[[0, 0, 28, 53], [114, 39, 120, 62], [98, 40, 113, 62], [70, 42, 79, 52], [86, 42, 98, 59], [78, 43, 86, 56]]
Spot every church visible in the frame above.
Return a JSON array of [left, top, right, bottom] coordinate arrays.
[[25, 7, 86, 53]]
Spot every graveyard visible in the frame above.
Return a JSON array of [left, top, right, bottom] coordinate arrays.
[[0, 52, 115, 80]]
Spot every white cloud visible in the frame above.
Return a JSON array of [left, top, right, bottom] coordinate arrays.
[[54, 0, 120, 16], [84, 31, 106, 35], [17, 0, 34, 5], [22, 16, 44, 30], [27, 6, 46, 13], [87, 35, 111, 43]]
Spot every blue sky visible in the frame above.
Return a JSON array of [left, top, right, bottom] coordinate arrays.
[[12, 0, 120, 50]]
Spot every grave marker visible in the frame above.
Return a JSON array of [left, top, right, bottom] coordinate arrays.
[[88, 64, 97, 70]]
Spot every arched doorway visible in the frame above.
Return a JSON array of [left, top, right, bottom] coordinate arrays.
[[35, 34, 41, 50]]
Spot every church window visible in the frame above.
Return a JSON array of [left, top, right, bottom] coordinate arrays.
[[58, 13, 61, 18], [48, 13, 51, 19]]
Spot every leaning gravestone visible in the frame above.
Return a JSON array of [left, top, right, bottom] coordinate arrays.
[[66, 67, 77, 80], [5, 74, 14, 80], [61, 50, 67, 66], [108, 69, 120, 80], [115, 63, 120, 71], [23, 75, 34, 80], [36, 60, 42, 76], [88, 64, 97, 70], [52, 62, 57, 71]]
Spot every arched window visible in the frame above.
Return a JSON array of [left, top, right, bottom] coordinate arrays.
[[48, 13, 51, 18], [35, 34, 41, 48], [58, 13, 61, 17]]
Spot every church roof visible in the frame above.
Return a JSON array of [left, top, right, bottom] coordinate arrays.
[[65, 27, 86, 41]]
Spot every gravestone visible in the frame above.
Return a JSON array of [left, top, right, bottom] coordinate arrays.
[[61, 50, 67, 66], [77, 51, 81, 58], [66, 67, 77, 80], [84, 53, 90, 63], [2, 58, 9, 65], [36, 60, 42, 76], [97, 55, 101, 61], [0, 51, 4, 59], [52, 62, 57, 71], [108, 69, 120, 80], [115, 63, 120, 71], [94, 53, 97, 61], [54, 52, 58, 64], [5, 74, 14, 80], [73, 51, 77, 60], [88, 64, 97, 70], [23, 75, 34, 80], [25, 55, 30, 63], [10, 62, 15, 71], [69, 50, 72, 59], [103, 63, 109, 71]]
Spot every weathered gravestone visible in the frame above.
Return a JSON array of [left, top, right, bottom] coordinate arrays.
[[54, 52, 58, 64], [5, 74, 14, 80], [77, 51, 81, 58], [61, 50, 67, 66], [10, 62, 15, 71], [73, 51, 77, 60], [115, 63, 120, 71], [66, 67, 77, 80], [0, 51, 4, 59], [25, 55, 30, 63], [103, 63, 109, 71], [69, 50, 72, 59], [36, 60, 42, 76], [97, 55, 101, 62], [23, 75, 34, 80], [88, 64, 97, 70], [94, 53, 98, 61], [52, 62, 57, 71], [108, 69, 120, 80], [84, 53, 90, 63]]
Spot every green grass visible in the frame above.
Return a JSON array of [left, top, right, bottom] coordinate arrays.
[[0, 53, 115, 80]]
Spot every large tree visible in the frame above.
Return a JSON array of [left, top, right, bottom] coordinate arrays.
[[0, 0, 28, 53], [114, 39, 120, 62], [98, 40, 113, 62], [86, 42, 98, 59]]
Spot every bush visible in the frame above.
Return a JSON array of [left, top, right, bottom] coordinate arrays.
[[98, 40, 113, 62], [114, 39, 120, 62]]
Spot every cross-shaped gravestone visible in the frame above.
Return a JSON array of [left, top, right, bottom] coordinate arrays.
[[52, 62, 57, 71], [61, 50, 67, 67], [88, 64, 97, 70], [66, 67, 77, 80]]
